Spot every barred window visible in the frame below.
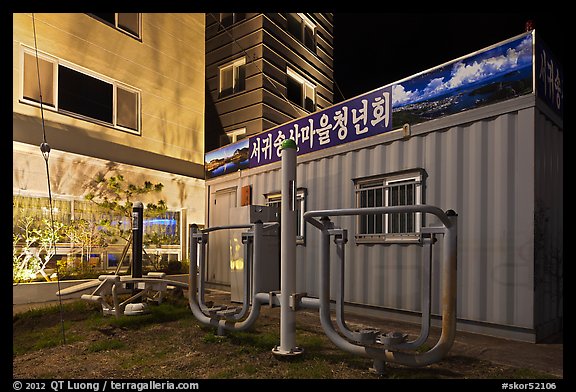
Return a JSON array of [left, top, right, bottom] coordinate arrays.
[[354, 170, 425, 243]]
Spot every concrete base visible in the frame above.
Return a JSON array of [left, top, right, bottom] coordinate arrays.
[[271, 346, 304, 357]]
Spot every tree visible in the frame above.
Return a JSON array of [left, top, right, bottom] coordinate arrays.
[[84, 172, 167, 274], [13, 216, 64, 282], [60, 218, 108, 274]]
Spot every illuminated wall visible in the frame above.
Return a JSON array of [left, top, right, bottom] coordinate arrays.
[[13, 13, 206, 236]]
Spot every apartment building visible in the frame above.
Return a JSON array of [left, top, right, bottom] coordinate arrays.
[[13, 13, 206, 264], [205, 13, 334, 150]]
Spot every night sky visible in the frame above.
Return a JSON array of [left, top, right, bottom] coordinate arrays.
[[333, 13, 564, 101]]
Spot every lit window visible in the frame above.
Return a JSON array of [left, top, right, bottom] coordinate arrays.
[[265, 188, 307, 245], [20, 47, 141, 134], [287, 68, 316, 112], [354, 170, 425, 243], [226, 128, 247, 143], [219, 57, 246, 98]]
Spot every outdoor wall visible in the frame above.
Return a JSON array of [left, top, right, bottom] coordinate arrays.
[[13, 13, 207, 237], [205, 95, 562, 342], [13, 13, 205, 170], [533, 108, 563, 341], [13, 141, 205, 256]]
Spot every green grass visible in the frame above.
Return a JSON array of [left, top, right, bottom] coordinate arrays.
[[201, 332, 227, 344], [13, 321, 81, 355], [227, 330, 280, 351], [13, 299, 562, 380], [107, 302, 192, 330], [285, 358, 335, 378], [13, 300, 192, 356], [13, 300, 100, 321], [86, 338, 125, 352]]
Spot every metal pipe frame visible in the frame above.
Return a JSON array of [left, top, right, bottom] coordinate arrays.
[[333, 226, 437, 350], [304, 205, 458, 367], [188, 222, 271, 334]]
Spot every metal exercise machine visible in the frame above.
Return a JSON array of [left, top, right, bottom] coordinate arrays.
[[57, 202, 189, 317], [303, 205, 457, 371], [188, 139, 459, 371]]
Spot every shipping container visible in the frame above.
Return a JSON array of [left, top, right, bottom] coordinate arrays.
[[202, 31, 563, 342]]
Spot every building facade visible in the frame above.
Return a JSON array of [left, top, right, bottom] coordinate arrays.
[[205, 13, 334, 151], [13, 13, 206, 264]]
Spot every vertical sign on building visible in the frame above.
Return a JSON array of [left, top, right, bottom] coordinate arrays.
[[536, 33, 563, 118]]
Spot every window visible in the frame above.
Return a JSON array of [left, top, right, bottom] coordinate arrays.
[[59, 65, 114, 124], [116, 86, 139, 131], [219, 128, 247, 147], [22, 51, 56, 107], [265, 188, 307, 245], [219, 13, 246, 29], [13, 195, 181, 248], [287, 68, 316, 112], [286, 13, 316, 52], [219, 57, 246, 98], [20, 47, 141, 134], [226, 128, 247, 143], [354, 170, 425, 243], [90, 13, 141, 39]]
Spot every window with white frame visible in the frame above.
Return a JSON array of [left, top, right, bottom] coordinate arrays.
[[287, 68, 316, 112], [265, 188, 307, 244], [219, 13, 246, 29], [219, 57, 246, 98], [354, 170, 425, 243], [286, 13, 316, 52], [90, 13, 141, 39], [226, 128, 247, 143], [20, 47, 141, 134]]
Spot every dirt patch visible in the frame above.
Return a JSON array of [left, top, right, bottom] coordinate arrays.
[[12, 291, 562, 380]]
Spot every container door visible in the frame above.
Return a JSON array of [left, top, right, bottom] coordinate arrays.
[[207, 187, 237, 285]]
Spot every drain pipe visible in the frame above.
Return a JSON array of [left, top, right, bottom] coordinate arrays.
[[310, 207, 458, 367]]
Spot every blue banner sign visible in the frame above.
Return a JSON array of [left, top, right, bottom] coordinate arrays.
[[391, 33, 534, 129], [535, 36, 563, 117], [204, 139, 249, 179], [205, 31, 562, 179], [249, 86, 393, 167]]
